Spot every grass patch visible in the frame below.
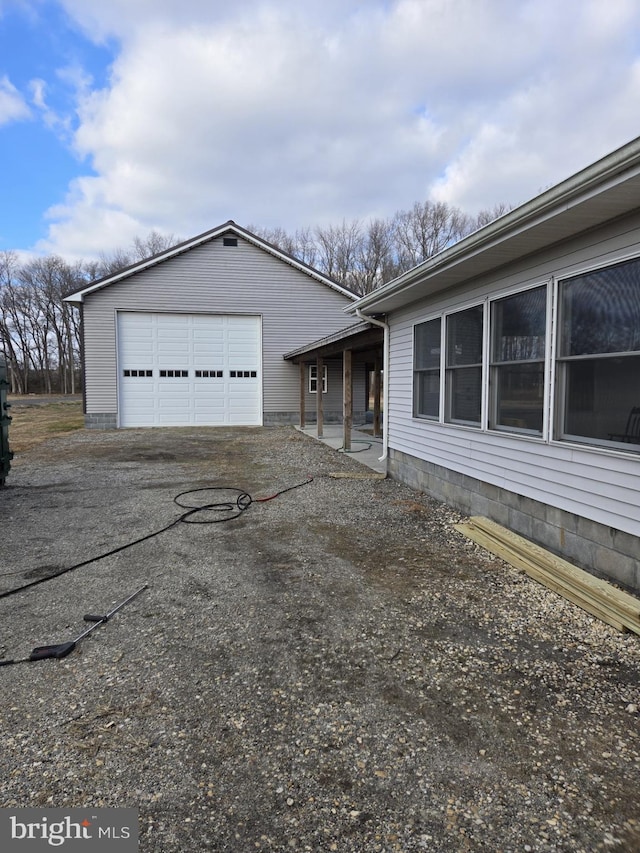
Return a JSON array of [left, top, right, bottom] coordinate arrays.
[[7, 399, 84, 453]]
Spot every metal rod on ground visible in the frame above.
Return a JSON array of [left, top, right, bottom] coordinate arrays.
[[0, 584, 149, 666]]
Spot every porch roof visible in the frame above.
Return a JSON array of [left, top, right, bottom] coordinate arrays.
[[283, 321, 383, 362]]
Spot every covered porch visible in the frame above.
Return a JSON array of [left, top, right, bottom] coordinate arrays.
[[283, 321, 384, 453]]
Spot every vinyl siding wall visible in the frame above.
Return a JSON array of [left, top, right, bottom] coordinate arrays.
[[387, 210, 640, 553], [301, 358, 369, 423], [81, 236, 355, 422]]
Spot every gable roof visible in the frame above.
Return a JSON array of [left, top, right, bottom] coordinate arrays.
[[350, 135, 640, 315], [64, 220, 358, 304]]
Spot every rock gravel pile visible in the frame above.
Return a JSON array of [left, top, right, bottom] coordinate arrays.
[[0, 426, 638, 852]]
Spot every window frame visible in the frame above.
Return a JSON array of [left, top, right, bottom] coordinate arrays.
[[554, 254, 640, 452], [412, 316, 442, 420], [309, 364, 328, 394], [487, 282, 550, 437], [443, 302, 485, 428]]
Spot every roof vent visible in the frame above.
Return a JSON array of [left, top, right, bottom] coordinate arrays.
[[223, 237, 238, 247]]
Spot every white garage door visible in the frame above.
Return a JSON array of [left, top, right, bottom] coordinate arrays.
[[117, 312, 262, 427]]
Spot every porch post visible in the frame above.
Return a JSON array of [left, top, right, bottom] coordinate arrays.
[[316, 356, 324, 438], [299, 360, 306, 429], [343, 348, 352, 451]]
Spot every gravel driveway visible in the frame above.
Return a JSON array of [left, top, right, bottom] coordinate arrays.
[[0, 426, 639, 852]]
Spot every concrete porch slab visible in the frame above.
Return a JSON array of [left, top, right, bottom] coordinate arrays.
[[295, 424, 387, 475]]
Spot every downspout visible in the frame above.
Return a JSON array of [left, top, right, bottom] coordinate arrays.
[[355, 308, 389, 462]]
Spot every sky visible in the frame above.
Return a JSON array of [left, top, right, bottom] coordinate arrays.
[[1, 0, 640, 263]]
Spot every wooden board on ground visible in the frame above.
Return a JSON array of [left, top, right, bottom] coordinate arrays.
[[455, 516, 640, 636]]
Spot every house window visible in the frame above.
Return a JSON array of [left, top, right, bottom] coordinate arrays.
[[309, 364, 328, 394], [445, 305, 483, 426], [413, 318, 441, 418], [490, 285, 547, 434], [556, 256, 640, 448]]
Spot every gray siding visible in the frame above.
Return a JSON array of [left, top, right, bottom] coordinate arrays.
[[298, 360, 368, 424], [387, 210, 640, 544], [81, 236, 354, 421]]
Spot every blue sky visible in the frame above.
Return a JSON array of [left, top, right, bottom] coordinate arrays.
[[1, 0, 640, 262], [0, 1, 115, 251]]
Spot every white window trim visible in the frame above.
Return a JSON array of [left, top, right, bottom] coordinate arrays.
[[412, 315, 442, 420], [485, 280, 552, 439], [309, 364, 328, 394], [443, 300, 486, 428], [551, 253, 640, 453]]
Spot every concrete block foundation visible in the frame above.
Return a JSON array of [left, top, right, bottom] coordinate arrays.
[[84, 413, 118, 429], [389, 447, 640, 594]]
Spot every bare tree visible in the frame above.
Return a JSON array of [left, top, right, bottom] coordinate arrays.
[[392, 201, 471, 271], [472, 202, 513, 230], [249, 202, 486, 294], [95, 247, 135, 278], [94, 230, 181, 278], [314, 219, 364, 285], [0, 252, 21, 392], [349, 217, 398, 295], [132, 230, 179, 261], [0, 252, 35, 393], [290, 227, 318, 269], [246, 224, 319, 268], [4, 255, 83, 395]]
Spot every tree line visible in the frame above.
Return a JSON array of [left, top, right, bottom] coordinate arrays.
[[0, 232, 177, 395], [250, 200, 509, 295], [0, 200, 507, 394]]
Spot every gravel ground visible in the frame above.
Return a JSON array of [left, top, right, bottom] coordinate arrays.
[[0, 425, 639, 852]]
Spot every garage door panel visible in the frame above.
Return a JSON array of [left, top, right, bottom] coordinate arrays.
[[159, 341, 190, 355], [193, 348, 225, 362], [126, 393, 155, 407], [157, 387, 191, 400], [118, 312, 261, 427]]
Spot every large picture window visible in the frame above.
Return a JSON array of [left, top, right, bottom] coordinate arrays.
[[490, 285, 547, 434], [413, 318, 441, 418], [445, 305, 483, 426], [557, 256, 640, 447]]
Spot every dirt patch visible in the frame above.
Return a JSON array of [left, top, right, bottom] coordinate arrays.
[[0, 426, 639, 852], [6, 397, 84, 453]]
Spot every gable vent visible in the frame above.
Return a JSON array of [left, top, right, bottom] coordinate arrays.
[[223, 237, 238, 247]]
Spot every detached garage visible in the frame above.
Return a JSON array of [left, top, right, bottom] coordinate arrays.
[[65, 221, 359, 428], [117, 312, 262, 427]]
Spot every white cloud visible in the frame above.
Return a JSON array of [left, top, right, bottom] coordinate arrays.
[[28, 77, 76, 140], [0, 75, 31, 126], [35, 0, 640, 258]]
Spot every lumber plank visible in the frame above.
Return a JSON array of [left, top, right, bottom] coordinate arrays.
[[457, 522, 630, 632], [466, 517, 640, 621], [458, 519, 638, 629], [455, 521, 636, 634]]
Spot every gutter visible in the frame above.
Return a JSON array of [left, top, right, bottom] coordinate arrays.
[[355, 308, 389, 463]]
